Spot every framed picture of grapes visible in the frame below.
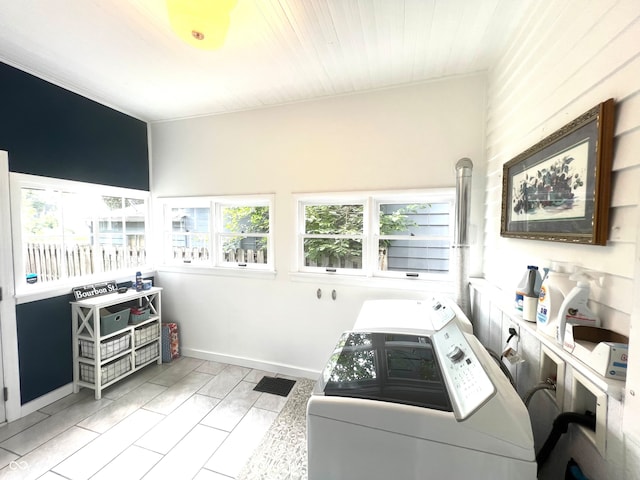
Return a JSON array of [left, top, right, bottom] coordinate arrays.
[[500, 99, 615, 245]]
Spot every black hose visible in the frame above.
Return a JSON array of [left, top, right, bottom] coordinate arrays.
[[486, 348, 515, 387], [523, 380, 556, 407], [536, 411, 596, 472]]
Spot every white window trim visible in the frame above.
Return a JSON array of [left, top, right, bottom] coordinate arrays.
[[297, 195, 368, 277], [295, 188, 455, 281], [373, 189, 455, 280], [157, 194, 275, 273], [10, 173, 151, 300]]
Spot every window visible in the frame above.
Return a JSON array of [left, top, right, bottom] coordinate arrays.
[[377, 200, 451, 274], [161, 195, 273, 270], [297, 190, 454, 279], [302, 203, 365, 271], [167, 200, 211, 264], [11, 174, 149, 291]]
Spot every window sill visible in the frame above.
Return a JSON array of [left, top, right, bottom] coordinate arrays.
[[14, 269, 156, 305], [288, 271, 455, 293], [156, 264, 277, 280]]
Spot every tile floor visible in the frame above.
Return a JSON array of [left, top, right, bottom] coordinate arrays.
[[0, 356, 302, 480]]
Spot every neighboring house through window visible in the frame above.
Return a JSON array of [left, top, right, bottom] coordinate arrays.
[[160, 195, 274, 271], [297, 189, 454, 279]]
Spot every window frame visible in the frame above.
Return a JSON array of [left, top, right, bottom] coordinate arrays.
[[297, 195, 369, 277], [158, 194, 275, 272], [372, 190, 456, 279], [296, 189, 455, 280], [10, 173, 151, 297]]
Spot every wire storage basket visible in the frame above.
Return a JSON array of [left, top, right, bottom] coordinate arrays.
[[80, 356, 131, 385], [135, 342, 160, 366], [135, 322, 160, 345], [79, 333, 130, 361]]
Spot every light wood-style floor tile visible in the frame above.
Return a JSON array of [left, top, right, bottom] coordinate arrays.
[[0, 358, 305, 479], [195, 469, 235, 479], [0, 426, 97, 480], [90, 445, 162, 480], [0, 411, 49, 443], [200, 381, 262, 432], [0, 397, 111, 455], [143, 371, 213, 415], [254, 391, 289, 413], [148, 356, 205, 387], [142, 424, 228, 479], [102, 362, 168, 400], [77, 382, 166, 434], [37, 389, 92, 416], [52, 409, 163, 480], [195, 360, 228, 376], [222, 364, 251, 379], [243, 368, 276, 383], [136, 393, 219, 454], [204, 407, 278, 478], [0, 447, 18, 470], [198, 369, 243, 399]]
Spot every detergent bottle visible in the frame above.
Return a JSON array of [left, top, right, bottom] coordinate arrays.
[[536, 262, 575, 338], [556, 271, 601, 345], [515, 265, 542, 318]]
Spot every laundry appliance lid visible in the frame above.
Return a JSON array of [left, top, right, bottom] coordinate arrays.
[[319, 331, 452, 411], [353, 298, 472, 335]]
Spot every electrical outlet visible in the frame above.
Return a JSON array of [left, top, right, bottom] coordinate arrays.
[[507, 322, 520, 348]]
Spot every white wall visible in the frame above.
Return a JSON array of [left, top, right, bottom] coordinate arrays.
[[150, 75, 487, 376], [482, 0, 640, 478]]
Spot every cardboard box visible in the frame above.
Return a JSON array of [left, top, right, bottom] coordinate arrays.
[[563, 325, 629, 380]]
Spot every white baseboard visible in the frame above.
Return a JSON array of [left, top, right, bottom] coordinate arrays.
[[181, 347, 320, 381], [18, 383, 74, 419]]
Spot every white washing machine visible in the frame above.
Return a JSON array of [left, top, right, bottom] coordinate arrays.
[[352, 297, 474, 335], [307, 298, 537, 479]]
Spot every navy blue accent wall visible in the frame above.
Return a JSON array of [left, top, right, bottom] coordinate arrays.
[[16, 296, 73, 404], [1, 61, 150, 404], [0, 61, 149, 190]]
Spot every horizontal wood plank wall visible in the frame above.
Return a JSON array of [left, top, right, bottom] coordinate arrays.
[[484, 0, 640, 335], [482, 0, 640, 478]]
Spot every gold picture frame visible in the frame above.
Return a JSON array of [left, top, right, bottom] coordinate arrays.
[[500, 99, 615, 245]]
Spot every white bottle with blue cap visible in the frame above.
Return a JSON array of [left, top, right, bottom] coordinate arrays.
[[536, 262, 575, 337]]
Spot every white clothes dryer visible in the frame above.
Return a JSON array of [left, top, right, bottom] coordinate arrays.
[[307, 298, 536, 480]]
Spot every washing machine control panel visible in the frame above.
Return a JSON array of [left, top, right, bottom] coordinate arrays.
[[433, 321, 496, 421], [429, 299, 457, 330]]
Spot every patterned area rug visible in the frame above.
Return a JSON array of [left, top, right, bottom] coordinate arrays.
[[237, 378, 316, 480]]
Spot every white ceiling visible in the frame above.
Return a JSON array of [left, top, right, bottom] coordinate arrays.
[[0, 0, 534, 123]]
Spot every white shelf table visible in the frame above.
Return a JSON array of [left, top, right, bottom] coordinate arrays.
[[71, 287, 162, 399]]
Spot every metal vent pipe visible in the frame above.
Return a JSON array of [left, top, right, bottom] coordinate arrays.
[[453, 158, 473, 317]]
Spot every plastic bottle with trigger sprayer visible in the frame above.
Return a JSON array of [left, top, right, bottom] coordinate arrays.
[[556, 271, 601, 345], [536, 262, 575, 338]]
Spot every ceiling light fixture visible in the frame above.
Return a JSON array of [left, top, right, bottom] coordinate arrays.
[[166, 0, 237, 50]]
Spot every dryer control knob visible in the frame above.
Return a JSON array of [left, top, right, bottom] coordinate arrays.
[[447, 346, 465, 362]]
